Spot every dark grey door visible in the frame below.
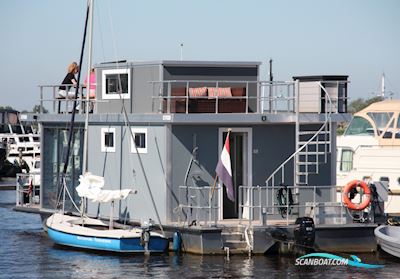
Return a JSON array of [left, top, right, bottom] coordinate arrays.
[[222, 132, 245, 219]]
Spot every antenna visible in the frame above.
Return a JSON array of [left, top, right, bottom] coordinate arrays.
[[180, 43, 184, 61]]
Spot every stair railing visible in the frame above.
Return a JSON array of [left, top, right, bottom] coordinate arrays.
[[265, 81, 334, 214]]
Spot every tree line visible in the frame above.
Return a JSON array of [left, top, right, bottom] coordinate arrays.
[[0, 105, 48, 114]]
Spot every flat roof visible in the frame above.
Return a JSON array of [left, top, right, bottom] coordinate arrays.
[[292, 75, 349, 81], [96, 60, 261, 68]]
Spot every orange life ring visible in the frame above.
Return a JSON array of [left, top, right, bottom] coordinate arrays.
[[343, 180, 371, 211]]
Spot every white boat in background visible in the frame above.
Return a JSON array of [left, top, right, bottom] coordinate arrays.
[[375, 225, 400, 258], [0, 109, 40, 175], [337, 99, 400, 213]]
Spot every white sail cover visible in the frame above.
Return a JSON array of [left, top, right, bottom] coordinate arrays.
[[76, 173, 136, 203]]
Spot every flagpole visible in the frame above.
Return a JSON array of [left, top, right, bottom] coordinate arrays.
[[209, 175, 218, 200]]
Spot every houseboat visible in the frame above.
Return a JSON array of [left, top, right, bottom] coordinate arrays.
[[337, 99, 400, 213], [19, 60, 385, 254]]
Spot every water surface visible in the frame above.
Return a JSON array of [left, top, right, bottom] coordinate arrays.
[[1, 190, 399, 278]]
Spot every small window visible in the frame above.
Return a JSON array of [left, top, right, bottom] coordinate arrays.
[[130, 128, 147, 153], [101, 69, 130, 100], [340, 149, 353, 172], [101, 128, 116, 152]]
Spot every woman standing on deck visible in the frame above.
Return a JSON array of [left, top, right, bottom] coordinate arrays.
[[58, 62, 79, 98]]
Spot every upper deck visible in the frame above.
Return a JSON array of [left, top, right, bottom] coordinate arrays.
[[35, 60, 350, 124]]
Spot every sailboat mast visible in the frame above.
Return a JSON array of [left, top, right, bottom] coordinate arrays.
[[61, 2, 90, 176], [82, 0, 94, 174], [381, 72, 385, 98]]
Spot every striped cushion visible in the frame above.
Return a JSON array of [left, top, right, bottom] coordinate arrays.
[[208, 87, 232, 98], [188, 87, 207, 97]]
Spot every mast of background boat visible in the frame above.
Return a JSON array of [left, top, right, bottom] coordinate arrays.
[[58, 1, 90, 212], [381, 72, 385, 99], [81, 0, 94, 218]]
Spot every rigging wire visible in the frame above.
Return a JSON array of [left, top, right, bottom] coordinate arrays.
[[102, 0, 165, 236]]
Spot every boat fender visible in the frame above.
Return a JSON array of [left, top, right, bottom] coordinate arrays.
[[343, 180, 371, 211], [172, 231, 182, 252]]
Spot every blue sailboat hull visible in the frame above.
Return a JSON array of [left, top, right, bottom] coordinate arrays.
[[47, 227, 169, 253]]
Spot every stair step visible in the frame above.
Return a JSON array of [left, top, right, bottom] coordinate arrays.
[[221, 232, 243, 242], [298, 151, 326, 155], [223, 240, 248, 250], [296, 161, 319, 165], [298, 141, 330, 145], [299, 131, 328, 135]]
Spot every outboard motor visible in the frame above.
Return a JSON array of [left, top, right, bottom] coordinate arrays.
[[294, 217, 315, 248]]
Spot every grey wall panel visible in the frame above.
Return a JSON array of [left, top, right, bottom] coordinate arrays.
[[86, 124, 167, 224], [132, 65, 160, 113], [252, 124, 296, 186], [170, 126, 219, 222], [119, 125, 167, 223], [86, 125, 122, 218]]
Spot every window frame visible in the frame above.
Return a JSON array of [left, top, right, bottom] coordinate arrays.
[[101, 127, 116, 153], [340, 148, 354, 172], [130, 128, 147, 154], [101, 68, 131, 100]]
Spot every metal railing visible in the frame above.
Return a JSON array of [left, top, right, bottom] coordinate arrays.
[[150, 80, 296, 114], [178, 185, 220, 226], [16, 173, 40, 207], [239, 184, 346, 226], [38, 84, 100, 114]]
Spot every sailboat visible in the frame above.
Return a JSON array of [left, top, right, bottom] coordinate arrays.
[[46, 0, 169, 254], [46, 173, 169, 253]]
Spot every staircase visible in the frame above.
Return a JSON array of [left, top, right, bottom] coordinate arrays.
[[221, 226, 252, 254], [265, 82, 335, 215]]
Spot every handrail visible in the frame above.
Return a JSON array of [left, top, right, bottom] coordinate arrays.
[[178, 185, 220, 226], [239, 184, 344, 225]]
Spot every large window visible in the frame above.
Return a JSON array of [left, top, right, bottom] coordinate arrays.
[[345, 116, 374, 136], [42, 127, 83, 211], [367, 112, 393, 136], [340, 149, 353, 172], [101, 128, 116, 152], [130, 128, 147, 153], [101, 69, 130, 99]]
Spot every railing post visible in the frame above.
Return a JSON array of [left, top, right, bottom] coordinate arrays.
[[186, 81, 189, 114], [313, 185, 316, 222], [246, 82, 249, 114], [256, 82, 260, 113], [239, 186, 242, 225], [215, 81, 219, 114], [258, 185, 262, 225], [39, 86, 44, 114], [167, 82, 171, 114]]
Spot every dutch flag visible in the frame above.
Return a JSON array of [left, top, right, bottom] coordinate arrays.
[[216, 133, 234, 202]]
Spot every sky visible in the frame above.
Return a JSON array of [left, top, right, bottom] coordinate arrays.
[[0, 0, 399, 111]]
